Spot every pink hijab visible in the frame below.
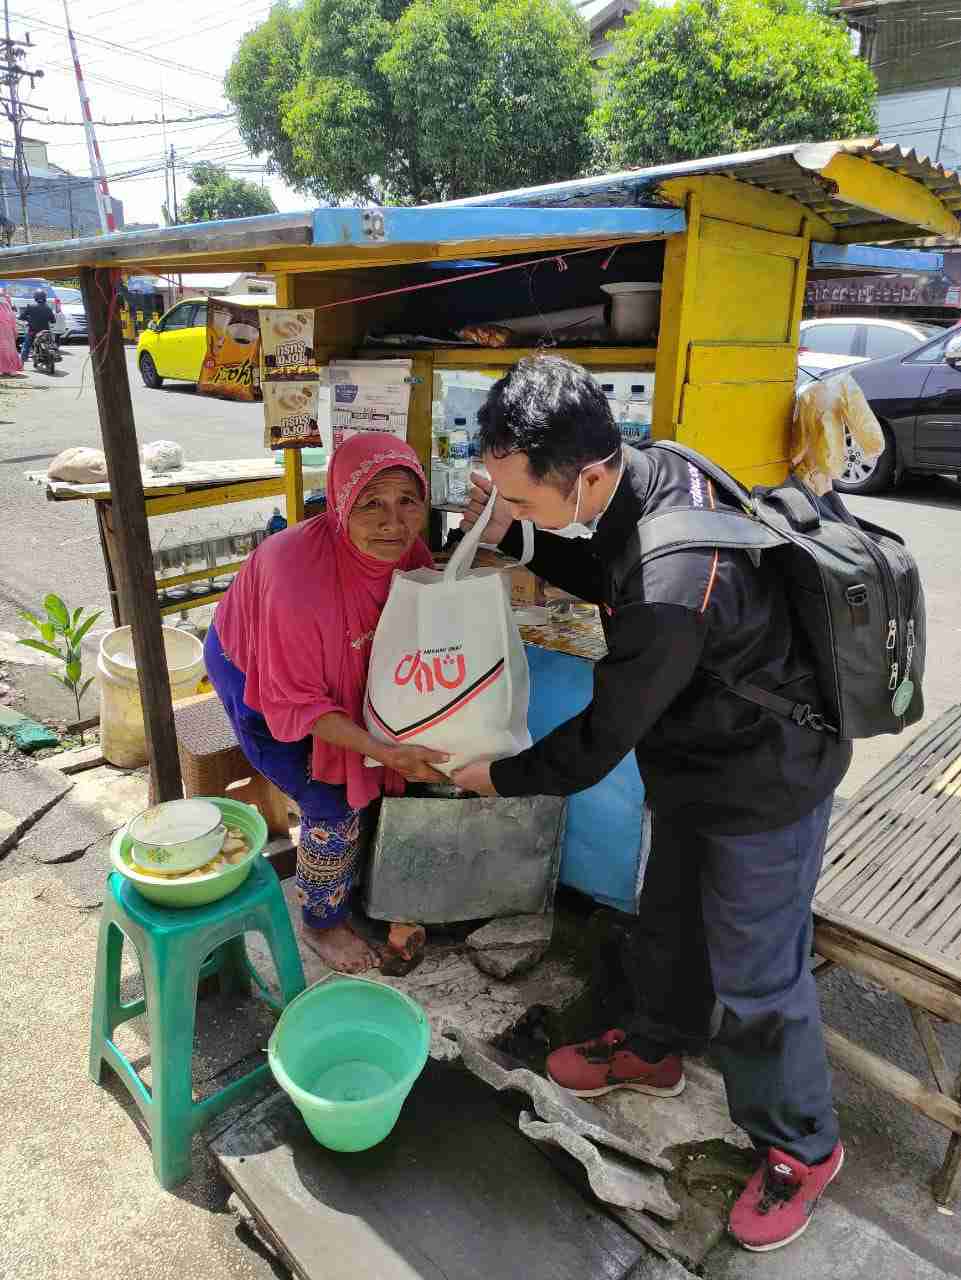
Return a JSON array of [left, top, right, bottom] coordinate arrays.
[[215, 434, 432, 809]]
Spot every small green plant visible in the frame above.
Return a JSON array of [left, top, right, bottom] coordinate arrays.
[[18, 594, 102, 744]]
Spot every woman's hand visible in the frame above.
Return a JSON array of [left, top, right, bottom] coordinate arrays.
[[451, 760, 497, 796], [461, 471, 514, 546], [383, 743, 451, 783]]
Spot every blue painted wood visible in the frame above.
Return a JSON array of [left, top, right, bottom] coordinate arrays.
[[526, 644, 648, 916], [811, 242, 944, 273], [311, 206, 686, 248]]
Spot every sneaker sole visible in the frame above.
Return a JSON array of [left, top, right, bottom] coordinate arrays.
[[546, 1072, 686, 1099], [736, 1146, 845, 1253]]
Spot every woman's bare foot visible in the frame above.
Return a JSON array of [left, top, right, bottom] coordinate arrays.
[[301, 920, 380, 973]]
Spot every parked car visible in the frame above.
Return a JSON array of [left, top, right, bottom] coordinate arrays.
[[136, 298, 209, 387], [0, 277, 69, 343], [837, 325, 961, 494], [799, 316, 944, 366], [49, 285, 87, 342]]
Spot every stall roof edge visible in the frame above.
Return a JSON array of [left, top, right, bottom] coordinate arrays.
[[0, 137, 957, 279]]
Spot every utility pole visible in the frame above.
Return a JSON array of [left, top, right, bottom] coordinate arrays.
[[0, 2, 43, 243], [169, 144, 178, 222]]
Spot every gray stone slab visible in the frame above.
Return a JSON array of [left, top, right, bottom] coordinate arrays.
[[20, 796, 116, 865], [0, 764, 74, 854], [469, 912, 554, 978], [211, 1062, 646, 1280], [519, 1110, 680, 1220], [707, 1195, 960, 1280], [455, 1030, 672, 1173]]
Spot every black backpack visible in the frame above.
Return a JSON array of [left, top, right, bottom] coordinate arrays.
[[640, 442, 925, 740]]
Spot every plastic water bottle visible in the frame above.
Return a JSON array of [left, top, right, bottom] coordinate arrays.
[[265, 507, 288, 536], [445, 418, 471, 506]]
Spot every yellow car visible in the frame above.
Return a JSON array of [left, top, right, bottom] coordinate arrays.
[[135, 294, 276, 389], [136, 298, 208, 388]]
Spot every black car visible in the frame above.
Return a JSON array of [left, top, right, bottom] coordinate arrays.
[[839, 324, 961, 494]]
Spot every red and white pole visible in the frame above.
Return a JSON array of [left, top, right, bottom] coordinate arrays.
[[62, 0, 115, 234]]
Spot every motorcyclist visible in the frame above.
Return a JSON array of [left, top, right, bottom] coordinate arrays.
[[19, 290, 57, 361]]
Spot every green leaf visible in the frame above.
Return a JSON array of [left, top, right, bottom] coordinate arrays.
[[72, 607, 84, 630], [79, 677, 95, 701], [44, 595, 69, 630], [72, 611, 103, 647], [18, 638, 63, 659], [40, 622, 56, 644], [66, 657, 82, 684], [48, 671, 71, 690], [18, 608, 43, 634]]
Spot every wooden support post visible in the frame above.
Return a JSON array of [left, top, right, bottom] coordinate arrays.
[[80, 267, 183, 803], [95, 501, 124, 627], [284, 449, 305, 525]]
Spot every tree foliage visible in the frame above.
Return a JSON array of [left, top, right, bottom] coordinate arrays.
[[226, 0, 594, 204], [592, 0, 877, 170], [179, 163, 277, 223]]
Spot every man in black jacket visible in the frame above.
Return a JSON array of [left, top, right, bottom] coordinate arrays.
[[452, 356, 850, 1253], [19, 289, 57, 361]]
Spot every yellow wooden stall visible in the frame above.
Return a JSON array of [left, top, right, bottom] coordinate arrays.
[[1, 137, 959, 803]]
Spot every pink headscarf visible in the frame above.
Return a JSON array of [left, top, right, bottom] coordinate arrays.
[[215, 434, 432, 809]]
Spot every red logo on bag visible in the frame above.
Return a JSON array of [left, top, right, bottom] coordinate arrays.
[[394, 650, 466, 695]]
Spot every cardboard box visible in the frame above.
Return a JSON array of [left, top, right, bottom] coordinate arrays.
[[510, 567, 546, 607]]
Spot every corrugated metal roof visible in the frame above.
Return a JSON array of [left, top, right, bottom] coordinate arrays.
[[439, 138, 961, 233]]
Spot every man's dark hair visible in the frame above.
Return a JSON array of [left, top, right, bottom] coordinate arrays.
[[477, 355, 620, 490]]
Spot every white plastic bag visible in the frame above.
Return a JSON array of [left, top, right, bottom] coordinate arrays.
[[141, 440, 184, 473], [364, 489, 531, 772]]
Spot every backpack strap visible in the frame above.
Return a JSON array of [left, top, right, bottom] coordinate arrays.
[[647, 440, 753, 507], [706, 674, 839, 736], [638, 508, 785, 563], [755, 482, 821, 533]]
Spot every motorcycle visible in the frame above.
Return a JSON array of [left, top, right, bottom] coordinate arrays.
[[31, 329, 61, 376]]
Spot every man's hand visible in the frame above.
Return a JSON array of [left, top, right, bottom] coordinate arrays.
[[451, 760, 497, 796], [384, 744, 451, 783], [460, 471, 514, 546]]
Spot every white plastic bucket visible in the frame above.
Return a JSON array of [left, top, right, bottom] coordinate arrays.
[[601, 282, 662, 342], [98, 625, 205, 768]]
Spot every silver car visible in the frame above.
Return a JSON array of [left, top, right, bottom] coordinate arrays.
[[49, 285, 87, 343]]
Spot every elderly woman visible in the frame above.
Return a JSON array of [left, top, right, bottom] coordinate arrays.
[[205, 434, 448, 973]]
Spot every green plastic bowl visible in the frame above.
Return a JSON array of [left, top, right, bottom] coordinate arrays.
[[268, 977, 430, 1153], [110, 797, 268, 908]]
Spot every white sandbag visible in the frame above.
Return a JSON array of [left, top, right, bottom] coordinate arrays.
[[365, 489, 531, 772], [141, 440, 184, 472], [47, 447, 108, 484]]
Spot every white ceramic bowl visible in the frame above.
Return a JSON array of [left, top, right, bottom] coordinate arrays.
[[128, 798, 226, 874]]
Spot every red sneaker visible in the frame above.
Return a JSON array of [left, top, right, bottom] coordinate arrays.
[[729, 1142, 844, 1252], [546, 1029, 685, 1098]]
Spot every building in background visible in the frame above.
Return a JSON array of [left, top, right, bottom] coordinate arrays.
[[840, 0, 961, 169], [0, 139, 124, 244], [574, 0, 640, 60]]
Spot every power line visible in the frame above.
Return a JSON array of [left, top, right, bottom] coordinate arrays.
[[0, 4, 44, 242], [6, 10, 224, 81], [42, 110, 235, 128]]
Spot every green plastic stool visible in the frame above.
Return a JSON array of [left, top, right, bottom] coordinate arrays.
[[89, 857, 306, 1189]]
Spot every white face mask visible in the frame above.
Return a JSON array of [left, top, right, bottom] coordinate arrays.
[[535, 448, 623, 540]]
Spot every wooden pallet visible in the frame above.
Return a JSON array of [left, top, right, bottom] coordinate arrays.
[[814, 704, 961, 1204]]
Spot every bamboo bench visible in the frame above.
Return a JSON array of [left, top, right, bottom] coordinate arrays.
[[814, 703, 961, 1205]]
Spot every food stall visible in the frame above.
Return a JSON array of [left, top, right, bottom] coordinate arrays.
[[2, 138, 959, 900]]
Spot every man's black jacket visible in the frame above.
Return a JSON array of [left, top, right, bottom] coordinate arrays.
[[490, 444, 851, 834]]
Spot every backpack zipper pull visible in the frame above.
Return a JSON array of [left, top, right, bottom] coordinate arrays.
[[889, 661, 899, 691], [886, 619, 897, 650]]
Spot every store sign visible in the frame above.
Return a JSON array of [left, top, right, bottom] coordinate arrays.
[[805, 274, 961, 309]]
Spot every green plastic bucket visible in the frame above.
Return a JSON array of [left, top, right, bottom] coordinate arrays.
[[268, 976, 430, 1152]]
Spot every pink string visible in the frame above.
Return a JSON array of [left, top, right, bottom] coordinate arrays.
[[310, 239, 633, 313]]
